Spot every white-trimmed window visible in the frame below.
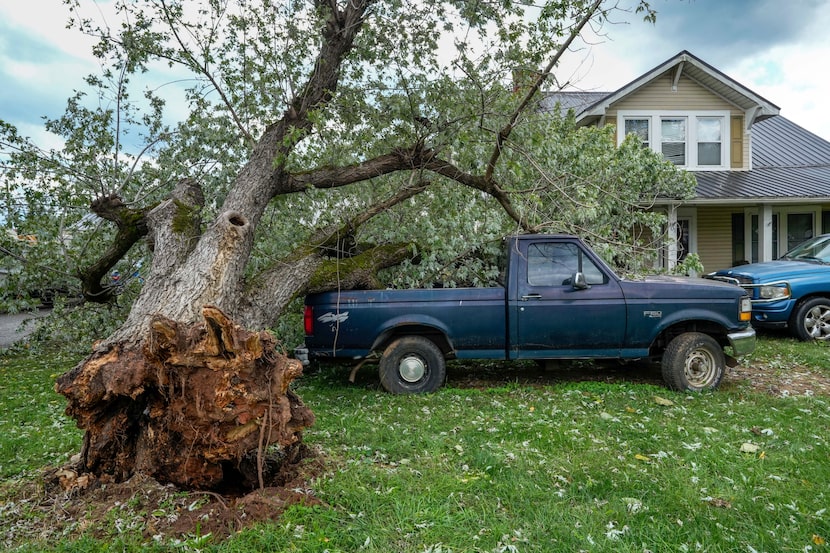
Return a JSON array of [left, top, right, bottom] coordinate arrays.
[[618, 111, 730, 170], [661, 118, 686, 165], [624, 118, 650, 148], [696, 117, 723, 166]]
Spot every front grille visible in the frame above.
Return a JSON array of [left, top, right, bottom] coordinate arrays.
[[704, 274, 757, 298]]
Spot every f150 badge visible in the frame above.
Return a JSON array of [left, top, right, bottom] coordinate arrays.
[[318, 311, 349, 324], [643, 310, 662, 318]]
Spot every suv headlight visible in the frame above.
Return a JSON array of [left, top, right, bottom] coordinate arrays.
[[758, 283, 790, 301]]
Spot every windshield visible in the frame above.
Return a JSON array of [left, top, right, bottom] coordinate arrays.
[[781, 234, 830, 263]]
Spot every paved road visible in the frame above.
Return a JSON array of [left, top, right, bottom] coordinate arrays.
[[0, 309, 47, 348]]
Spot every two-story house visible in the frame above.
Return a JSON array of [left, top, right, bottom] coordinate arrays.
[[543, 50, 830, 273]]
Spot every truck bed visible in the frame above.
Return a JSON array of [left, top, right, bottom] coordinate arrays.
[[304, 287, 508, 360]]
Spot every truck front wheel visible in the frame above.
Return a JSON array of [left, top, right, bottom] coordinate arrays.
[[789, 297, 830, 341], [379, 336, 446, 394], [661, 332, 725, 392]]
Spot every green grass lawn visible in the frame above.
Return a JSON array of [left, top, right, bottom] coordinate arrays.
[[1, 336, 828, 552]]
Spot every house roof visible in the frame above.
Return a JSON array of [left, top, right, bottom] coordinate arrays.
[[751, 116, 830, 169], [693, 116, 830, 203]]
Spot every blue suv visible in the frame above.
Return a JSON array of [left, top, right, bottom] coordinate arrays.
[[706, 234, 830, 341]]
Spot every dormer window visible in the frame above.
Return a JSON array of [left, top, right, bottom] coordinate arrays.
[[618, 111, 730, 170]]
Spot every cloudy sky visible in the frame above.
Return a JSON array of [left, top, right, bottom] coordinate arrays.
[[557, 0, 829, 139], [1, 0, 829, 147]]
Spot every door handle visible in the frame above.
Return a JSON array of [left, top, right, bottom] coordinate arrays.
[[521, 294, 542, 301]]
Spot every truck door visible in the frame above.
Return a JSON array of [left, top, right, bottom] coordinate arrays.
[[510, 239, 627, 358]]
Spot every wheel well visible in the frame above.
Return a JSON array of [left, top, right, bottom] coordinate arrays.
[[791, 294, 830, 313], [372, 325, 452, 357], [651, 321, 729, 355]]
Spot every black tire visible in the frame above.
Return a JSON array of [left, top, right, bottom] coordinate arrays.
[[378, 336, 446, 394], [661, 332, 725, 392], [789, 297, 830, 341]]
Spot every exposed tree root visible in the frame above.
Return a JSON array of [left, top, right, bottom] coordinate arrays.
[[55, 306, 314, 490]]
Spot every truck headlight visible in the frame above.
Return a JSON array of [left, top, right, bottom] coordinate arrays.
[[758, 284, 790, 301], [740, 297, 752, 322]]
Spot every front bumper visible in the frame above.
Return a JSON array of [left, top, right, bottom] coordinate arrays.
[[749, 298, 795, 327], [727, 327, 756, 357]]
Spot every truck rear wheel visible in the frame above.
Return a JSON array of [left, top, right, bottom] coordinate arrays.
[[379, 336, 446, 394], [789, 297, 830, 341], [661, 332, 724, 392]]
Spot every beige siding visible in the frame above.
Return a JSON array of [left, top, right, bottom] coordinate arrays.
[[696, 207, 735, 271], [612, 74, 734, 111]]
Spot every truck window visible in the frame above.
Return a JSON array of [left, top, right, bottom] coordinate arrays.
[[527, 243, 607, 286]]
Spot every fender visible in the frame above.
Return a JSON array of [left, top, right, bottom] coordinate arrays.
[[369, 314, 453, 353]]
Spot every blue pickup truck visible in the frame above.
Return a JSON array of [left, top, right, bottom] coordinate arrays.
[[706, 233, 830, 341], [298, 234, 755, 394]]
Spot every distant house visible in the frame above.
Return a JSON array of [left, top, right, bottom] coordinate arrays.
[[543, 50, 830, 272]]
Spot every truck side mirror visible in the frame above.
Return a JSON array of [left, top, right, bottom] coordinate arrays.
[[572, 272, 589, 290]]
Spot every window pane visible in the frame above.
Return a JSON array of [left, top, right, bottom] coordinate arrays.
[[698, 142, 721, 165], [751, 213, 779, 261], [624, 119, 649, 147], [662, 142, 686, 165], [527, 243, 579, 286], [661, 118, 686, 165], [527, 243, 606, 286], [677, 219, 690, 262], [732, 213, 746, 265], [787, 213, 814, 251], [661, 118, 686, 141], [697, 118, 722, 141], [697, 118, 722, 166]]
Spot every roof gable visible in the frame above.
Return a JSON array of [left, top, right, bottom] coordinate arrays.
[[543, 51, 780, 126]]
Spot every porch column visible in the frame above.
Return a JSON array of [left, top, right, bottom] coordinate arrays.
[[667, 205, 679, 270], [758, 204, 774, 261]]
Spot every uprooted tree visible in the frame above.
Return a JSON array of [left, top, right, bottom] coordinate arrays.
[[0, 0, 694, 490]]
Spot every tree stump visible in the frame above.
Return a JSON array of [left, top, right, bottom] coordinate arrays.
[[55, 306, 315, 490]]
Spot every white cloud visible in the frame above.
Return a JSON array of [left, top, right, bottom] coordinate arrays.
[[1, 0, 828, 142]]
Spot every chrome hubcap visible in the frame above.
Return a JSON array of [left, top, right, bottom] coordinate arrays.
[[399, 354, 426, 383], [805, 305, 830, 340]]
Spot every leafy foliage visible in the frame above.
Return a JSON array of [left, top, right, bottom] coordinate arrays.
[[0, 0, 681, 346]]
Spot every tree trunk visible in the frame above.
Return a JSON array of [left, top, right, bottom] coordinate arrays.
[[54, 175, 417, 490], [55, 306, 314, 490]]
